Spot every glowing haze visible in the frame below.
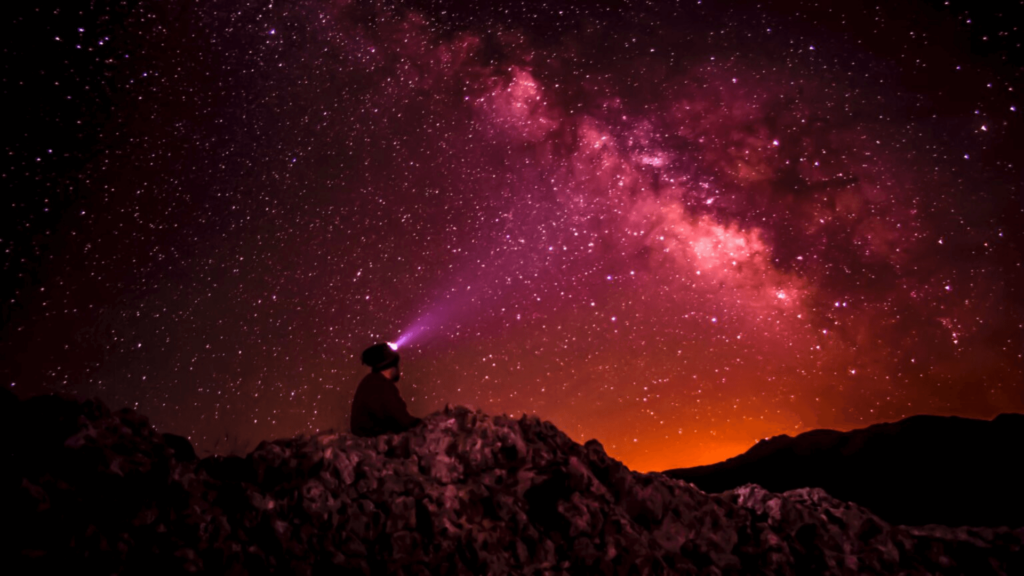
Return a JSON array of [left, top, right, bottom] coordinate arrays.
[[2, 0, 1021, 471]]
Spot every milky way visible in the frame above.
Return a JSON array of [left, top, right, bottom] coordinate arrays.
[[3, 0, 1022, 471]]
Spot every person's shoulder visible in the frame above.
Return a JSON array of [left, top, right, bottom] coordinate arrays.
[[354, 372, 378, 394]]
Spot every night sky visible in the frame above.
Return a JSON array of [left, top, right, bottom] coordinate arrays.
[[3, 0, 1022, 472]]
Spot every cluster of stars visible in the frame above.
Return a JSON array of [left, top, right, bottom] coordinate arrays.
[[1, 0, 1021, 471]]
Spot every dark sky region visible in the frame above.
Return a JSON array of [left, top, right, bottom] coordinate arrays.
[[2, 0, 1021, 471]]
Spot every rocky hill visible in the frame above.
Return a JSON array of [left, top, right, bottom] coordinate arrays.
[[5, 391, 1023, 574], [664, 414, 1024, 529]]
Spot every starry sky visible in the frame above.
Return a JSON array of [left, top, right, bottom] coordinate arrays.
[[3, 0, 1022, 472]]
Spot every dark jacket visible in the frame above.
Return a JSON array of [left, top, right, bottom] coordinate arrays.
[[350, 371, 421, 437]]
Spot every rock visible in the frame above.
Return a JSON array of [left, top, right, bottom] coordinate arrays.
[[162, 433, 197, 462], [7, 394, 1024, 574]]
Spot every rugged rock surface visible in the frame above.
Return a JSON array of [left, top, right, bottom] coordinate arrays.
[[6, 391, 1023, 574], [664, 413, 1024, 528]]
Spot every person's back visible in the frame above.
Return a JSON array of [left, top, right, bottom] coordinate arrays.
[[350, 343, 421, 437]]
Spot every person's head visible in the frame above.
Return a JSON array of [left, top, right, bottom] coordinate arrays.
[[361, 343, 401, 382]]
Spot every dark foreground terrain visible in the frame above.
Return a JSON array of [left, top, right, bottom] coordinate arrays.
[[664, 413, 1024, 528], [5, 391, 1023, 574]]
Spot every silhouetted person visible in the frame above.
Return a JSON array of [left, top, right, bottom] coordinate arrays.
[[350, 343, 422, 437]]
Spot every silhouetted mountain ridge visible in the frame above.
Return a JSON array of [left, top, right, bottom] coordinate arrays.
[[5, 390, 1023, 574], [664, 413, 1024, 528]]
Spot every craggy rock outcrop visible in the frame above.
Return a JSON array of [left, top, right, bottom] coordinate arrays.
[[6, 391, 1023, 574], [664, 414, 1024, 528]]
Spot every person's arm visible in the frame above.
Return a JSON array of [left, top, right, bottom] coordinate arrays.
[[381, 382, 421, 432]]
